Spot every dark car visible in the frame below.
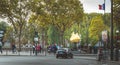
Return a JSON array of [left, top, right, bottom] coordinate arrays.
[[56, 48, 73, 59]]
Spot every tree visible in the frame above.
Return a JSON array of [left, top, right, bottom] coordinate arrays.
[[0, 0, 30, 51], [80, 14, 91, 45], [0, 21, 9, 43], [103, 13, 111, 27], [113, 0, 120, 29], [3, 26, 15, 43], [28, 0, 84, 45], [0, 21, 8, 31], [47, 25, 60, 45], [89, 15, 107, 45], [79, 13, 101, 45]]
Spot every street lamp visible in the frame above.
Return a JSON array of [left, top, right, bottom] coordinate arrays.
[[34, 31, 38, 56], [115, 30, 119, 61], [116, 30, 119, 34]]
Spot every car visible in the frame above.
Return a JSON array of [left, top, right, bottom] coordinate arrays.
[[56, 48, 73, 59]]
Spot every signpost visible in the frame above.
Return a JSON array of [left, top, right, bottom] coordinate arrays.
[[102, 31, 108, 42], [102, 30, 108, 62]]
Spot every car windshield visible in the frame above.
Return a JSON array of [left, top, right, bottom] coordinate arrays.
[[57, 48, 71, 52]]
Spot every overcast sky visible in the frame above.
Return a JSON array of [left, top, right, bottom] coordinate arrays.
[[80, 0, 111, 13]]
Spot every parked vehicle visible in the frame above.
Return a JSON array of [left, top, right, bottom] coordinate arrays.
[[56, 48, 73, 59]]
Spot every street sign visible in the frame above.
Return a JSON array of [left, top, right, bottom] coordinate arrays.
[[34, 37, 38, 42], [102, 31, 108, 42]]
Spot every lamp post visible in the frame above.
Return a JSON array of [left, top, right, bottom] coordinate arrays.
[[115, 30, 119, 61], [110, 0, 114, 61], [34, 31, 38, 56]]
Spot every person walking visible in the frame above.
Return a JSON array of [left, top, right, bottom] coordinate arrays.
[[12, 44, 16, 53], [32, 44, 35, 54]]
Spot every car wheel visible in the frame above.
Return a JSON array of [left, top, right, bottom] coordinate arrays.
[[64, 55, 67, 59], [70, 54, 73, 59], [71, 56, 73, 59]]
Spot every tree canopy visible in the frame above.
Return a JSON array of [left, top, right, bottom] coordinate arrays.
[[89, 15, 107, 45], [28, 0, 84, 45], [113, 0, 120, 29]]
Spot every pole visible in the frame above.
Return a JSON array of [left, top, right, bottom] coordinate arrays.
[[110, 0, 114, 61], [104, 0, 105, 14], [35, 43, 37, 56], [103, 0, 108, 62], [18, 0, 22, 56], [34, 31, 38, 56], [115, 30, 119, 61]]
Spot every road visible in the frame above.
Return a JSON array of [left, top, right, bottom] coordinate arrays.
[[0, 55, 119, 65]]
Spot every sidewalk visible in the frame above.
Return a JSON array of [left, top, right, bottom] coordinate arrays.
[[0, 51, 46, 56], [95, 60, 120, 65], [74, 54, 97, 56]]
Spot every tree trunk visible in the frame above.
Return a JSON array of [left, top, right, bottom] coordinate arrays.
[[18, 25, 22, 52], [60, 31, 64, 47], [42, 29, 45, 48]]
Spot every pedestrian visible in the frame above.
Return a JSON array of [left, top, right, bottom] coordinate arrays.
[[0, 42, 2, 53], [12, 43, 16, 53], [53, 44, 57, 55], [36, 44, 41, 53], [32, 44, 35, 54], [47, 45, 52, 54], [93, 46, 98, 54]]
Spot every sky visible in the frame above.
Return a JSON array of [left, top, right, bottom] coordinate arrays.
[[80, 0, 111, 13]]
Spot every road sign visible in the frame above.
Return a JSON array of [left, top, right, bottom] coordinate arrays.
[[34, 37, 38, 42], [102, 31, 108, 42]]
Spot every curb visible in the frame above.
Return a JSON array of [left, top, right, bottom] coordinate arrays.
[[74, 54, 97, 56]]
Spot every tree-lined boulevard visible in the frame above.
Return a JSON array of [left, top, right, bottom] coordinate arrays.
[[0, 0, 120, 65]]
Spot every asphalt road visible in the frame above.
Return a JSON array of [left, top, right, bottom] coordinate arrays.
[[0, 55, 119, 65]]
